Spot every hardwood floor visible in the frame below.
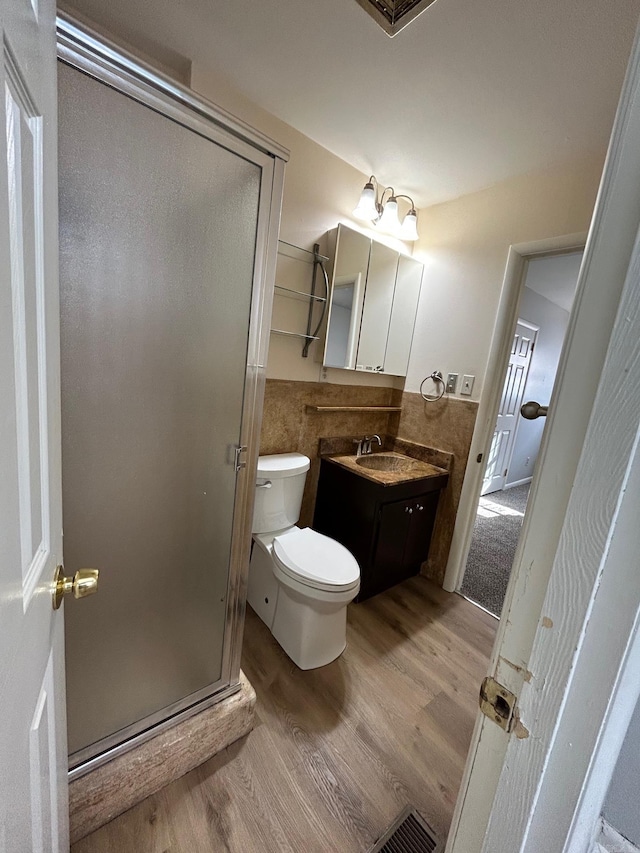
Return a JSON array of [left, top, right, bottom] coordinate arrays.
[[71, 577, 496, 852]]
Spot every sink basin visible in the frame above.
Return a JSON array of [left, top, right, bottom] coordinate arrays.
[[356, 453, 417, 472]]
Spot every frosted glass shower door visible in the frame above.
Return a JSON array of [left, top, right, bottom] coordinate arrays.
[[58, 60, 262, 764]]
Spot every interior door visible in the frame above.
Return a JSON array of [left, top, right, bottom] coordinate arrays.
[[447, 15, 640, 850], [0, 0, 69, 849], [482, 320, 538, 495]]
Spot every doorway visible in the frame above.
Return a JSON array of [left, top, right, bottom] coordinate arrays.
[[459, 250, 583, 616]]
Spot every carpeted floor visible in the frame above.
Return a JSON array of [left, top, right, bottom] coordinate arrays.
[[460, 483, 531, 617]]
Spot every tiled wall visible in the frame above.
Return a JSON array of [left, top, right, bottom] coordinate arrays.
[[259, 380, 399, 527], [390, 392, 479, 585], [259, 379, 478, 586]]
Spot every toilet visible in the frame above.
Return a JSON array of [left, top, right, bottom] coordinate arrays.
[[248, 452, 360, 670]]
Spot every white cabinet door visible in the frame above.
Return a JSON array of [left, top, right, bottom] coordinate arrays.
[[356, 240, 397, 372], [0, 1, 68, 849], [384, 254, 423, 376]]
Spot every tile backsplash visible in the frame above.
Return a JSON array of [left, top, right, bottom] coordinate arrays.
[[259, 379, 478, 587]]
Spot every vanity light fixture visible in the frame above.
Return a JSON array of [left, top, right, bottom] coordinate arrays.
[[352, 175, 420, 241]]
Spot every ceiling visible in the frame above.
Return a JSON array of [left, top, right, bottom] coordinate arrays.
[[63, 0, 640, 208]]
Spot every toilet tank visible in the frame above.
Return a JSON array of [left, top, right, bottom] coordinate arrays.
[[252, 453, 310, 534]]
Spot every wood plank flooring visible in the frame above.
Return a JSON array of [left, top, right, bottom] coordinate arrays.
[[71, 578, 496, 852]]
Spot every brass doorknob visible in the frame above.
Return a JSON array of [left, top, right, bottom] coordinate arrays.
[[52, 565, 99, 610]]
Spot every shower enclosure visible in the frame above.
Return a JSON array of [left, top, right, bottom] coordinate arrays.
[[56, 17, 286, 776]]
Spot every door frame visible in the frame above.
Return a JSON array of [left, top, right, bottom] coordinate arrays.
[[444, 236, 585, 593], [57, 13, 288, 778]]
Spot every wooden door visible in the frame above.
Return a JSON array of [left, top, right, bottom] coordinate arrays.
[[403, 493, 439, 574], [0, 0, 68, 849], [448, 15, 640, 851], [482, 320, 538, 495]]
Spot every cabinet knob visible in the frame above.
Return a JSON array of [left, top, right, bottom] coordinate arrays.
[[417, 504, 424, 511], [408, 508, 413, 514]]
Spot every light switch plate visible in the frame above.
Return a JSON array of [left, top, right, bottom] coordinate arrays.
[[446, 373, 459, 393], [461, 374, 475, 396]]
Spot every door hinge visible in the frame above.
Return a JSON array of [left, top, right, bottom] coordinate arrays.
[[479, 676, 518, 732]]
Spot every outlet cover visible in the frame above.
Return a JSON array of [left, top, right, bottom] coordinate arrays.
[[461, 375, 475, 396], [446, 373, 459, 393]]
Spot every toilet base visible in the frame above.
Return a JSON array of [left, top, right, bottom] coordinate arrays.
[[271, 583, 348, 670]]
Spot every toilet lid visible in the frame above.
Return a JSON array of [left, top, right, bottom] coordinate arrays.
[[272, 528, 360, 592]]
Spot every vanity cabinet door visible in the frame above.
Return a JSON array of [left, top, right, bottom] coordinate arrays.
[[402, 492, 439, 576], [365, 491, 440, 600], [367, 497, 414, 599]]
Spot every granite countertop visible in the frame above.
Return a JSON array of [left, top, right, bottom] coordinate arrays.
[[325, 451, 449, 488]]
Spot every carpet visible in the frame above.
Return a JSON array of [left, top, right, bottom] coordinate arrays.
[[460, 483, 530, 617]]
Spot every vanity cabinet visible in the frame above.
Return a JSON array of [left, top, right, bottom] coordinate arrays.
[[313, 458, 448, 601]]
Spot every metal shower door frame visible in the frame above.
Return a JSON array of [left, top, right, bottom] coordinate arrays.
[[57, 13, 287, 779]]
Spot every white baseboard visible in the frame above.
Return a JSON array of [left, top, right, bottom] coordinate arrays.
[[504, 476, 533, 489], [592, 818, 640, 853]]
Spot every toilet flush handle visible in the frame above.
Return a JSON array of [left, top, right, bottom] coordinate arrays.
[[256, 480, 272, 489]]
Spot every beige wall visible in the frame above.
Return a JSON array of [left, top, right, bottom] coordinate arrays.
[[76, 43, 603, 402], [191, 66, 407, 389], [62, 6, 605, 403], [406, 155, 604, 400]]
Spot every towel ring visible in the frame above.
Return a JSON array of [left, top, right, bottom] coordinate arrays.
[[420, 371, 446, 402]]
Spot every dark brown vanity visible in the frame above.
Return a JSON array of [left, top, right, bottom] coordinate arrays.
[[313, 451, 449, 601]]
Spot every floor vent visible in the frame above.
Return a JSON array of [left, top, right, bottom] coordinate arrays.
[[369, 806, 441, 852]]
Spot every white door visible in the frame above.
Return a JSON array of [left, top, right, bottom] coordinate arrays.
[[482, 320, 537, 495], [0, 1, 68, 850], [447, 18, 640, 853]]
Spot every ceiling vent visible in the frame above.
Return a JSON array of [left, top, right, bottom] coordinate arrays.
[[353, 0, 439, 37]]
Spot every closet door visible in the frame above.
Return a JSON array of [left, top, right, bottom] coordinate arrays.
[[58, 60, 261, 765]]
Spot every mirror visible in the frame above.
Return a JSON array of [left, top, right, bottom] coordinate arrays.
[[324, 225, 370, 370], [323, 224, 423, 376], [356, 240, 398, 371]]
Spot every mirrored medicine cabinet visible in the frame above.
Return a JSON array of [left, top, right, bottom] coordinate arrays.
[[323, 223, 423, 377]]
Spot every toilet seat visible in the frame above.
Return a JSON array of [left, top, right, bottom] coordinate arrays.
[[272, 527, 360, 593]]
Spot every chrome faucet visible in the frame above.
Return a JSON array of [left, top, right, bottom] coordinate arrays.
[[354, 434, 382, 456]]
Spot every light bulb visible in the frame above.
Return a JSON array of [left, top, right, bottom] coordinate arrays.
[[400, 208, 419, 241], [377, 196, 401, 235], [352, 181, 379, 221]]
